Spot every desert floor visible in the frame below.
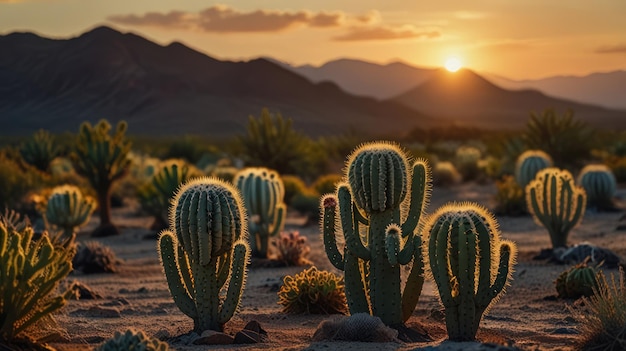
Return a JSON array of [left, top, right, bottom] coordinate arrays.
[[46, 182, 626, 351]]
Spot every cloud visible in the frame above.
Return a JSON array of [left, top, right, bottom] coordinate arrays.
[[454, 11, 488, 20], [333, 25, 440, 41], [595, 44, 626, 54]]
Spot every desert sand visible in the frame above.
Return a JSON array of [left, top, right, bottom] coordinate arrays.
[[46, 182, 626, 351]]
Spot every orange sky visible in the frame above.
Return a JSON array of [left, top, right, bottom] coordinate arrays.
[[1, 0, 625, 79]]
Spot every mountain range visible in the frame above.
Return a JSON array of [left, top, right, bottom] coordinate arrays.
[[1, 26, 624, 137]]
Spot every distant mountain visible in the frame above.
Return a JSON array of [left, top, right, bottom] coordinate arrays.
[[280, 58, 437, 100], [391, 68, 626, 129], [0, 26, 434, 137], [484, 71, 626, 110]]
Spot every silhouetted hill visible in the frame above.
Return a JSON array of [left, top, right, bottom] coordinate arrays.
[[0, 26, 434, 137], [391, 69, 626, 129]]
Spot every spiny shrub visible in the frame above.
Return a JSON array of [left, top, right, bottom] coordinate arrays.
[[281, 175, 308, 206], [494, 175, 526, 216], [454, 146, 481, 181], [44, 185, 96, 238], [72, 241, 118, 274], [556, 260, 600, 299], [577, 164, 617, 210], [278, 267, 347, 315], [515, 150, 553, 188], [432, 161, 462, 187], [312, 174, 342, 195], [272, 231, 311, 266], [0, 151, 47, 211], [95, 329, 170, 351], [20, 129, 60, 173]]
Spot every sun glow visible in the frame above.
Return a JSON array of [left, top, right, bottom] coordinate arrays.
[[444, 57, 463, 72]]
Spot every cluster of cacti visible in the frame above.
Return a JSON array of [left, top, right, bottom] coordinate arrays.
[[72, 119, 131, 237], [271, 231, 311, 266], [44, 185, 96, 238], [73, 241, 118, 274], [454, 146, 481, 181], [234, 167, 286, 258], [432, 161, 462, 187], [577, 164, 617, 210], [514, 150, 553, 188], [20, 129, 60, 173], [526, 168, 587, 249], [0, 221, 76, 343], [95, 329, 169, 351], [424, 202, 517, 341], [158, 177, 250, 332], [278, 266, 347, 315], [321, 142, 429, 327], [556, 260, 600, 299]]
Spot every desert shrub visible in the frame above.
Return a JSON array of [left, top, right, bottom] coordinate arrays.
[[206, 165, 238, 182], [281, 175, 308, 206], [455, 146, 482, 181], [556, 260, 600, 299], [605, 156, 626, 183], [312, 174, 342, 195], [477, 156, 502, 181], [494, 175, 527, 216], [0, 151, 48, 211], [95, 329, 169, 351], [72, 241, 118, 273], [20, 129, 60, 173], [162, 135, 206, 165], [272, 231, 312, 266], [278, 266, 347, 314], [111, 152, 161, 205], [577, 164, 617, 210], [432, 161, 461, 187], [291, 189, 321, 223]]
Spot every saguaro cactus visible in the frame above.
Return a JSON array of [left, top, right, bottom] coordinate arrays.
[[234, 167, 286, 258], [321, 142, 430, 328], [158, 177, 250, 333], [526, 168, 586, 249], [515, 150, 553, 188], [45, 185, 96, 238], [425, 202, 517, 341], [72, 119, 131, 237], [577, 164, 617, 210]]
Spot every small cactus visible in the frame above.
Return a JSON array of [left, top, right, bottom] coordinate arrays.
[[278, 266, 347, 314], [20, 129, 60, 173], [95, 329, 169, 351], [272, 231, 311, 266], [515, 150, 553, 188], [577, 164, 617, 210], [526, 168, 586, 249], [424, 202, 517, 341], [556, 260, 600, 299], [44, 185, 96, 238]]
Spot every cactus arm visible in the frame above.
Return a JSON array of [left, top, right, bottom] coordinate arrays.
[[401, 235, 425, 322], [158, 232, 197, 319], [344, 250, 370, 314], [321, 195, 345, 270], [473, 215, 492, 297], [354, 206, 369, 225], [430, 217, 456, 307], [268, 203, 286, 237], [457, 217, 477, 341], [482, 242, 514, 306], [178, 245, 195, 295], [219, 242, 249, 325], [401, 161, 429, 236], [216, 251, 231, 288], [338, 185, 370, 260], [385, 225, 414, 266]]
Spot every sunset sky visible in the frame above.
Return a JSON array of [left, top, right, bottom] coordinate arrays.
[[1, 0, 625, 79]]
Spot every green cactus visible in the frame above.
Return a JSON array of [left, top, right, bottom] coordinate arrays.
[[158, 177, 250, 333], [278, 266, 347, 315], [20, 129, 60, 173], [95, 329, 170, 351], [424, 202, 517, 341], [577, 164, 617, 210], [556, 261, 600, 299], [515, 150, 553, 188], [71, 119, 131, 237], [44, 185, 96, 238], [234, 167, 286, 258], [321, 142, 430, 327], [526, 167, 587, 249]]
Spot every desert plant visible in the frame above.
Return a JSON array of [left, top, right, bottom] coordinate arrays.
[[312, 174, 342, 195], [158, 177, 250, 332], [278, 266, 347, 314], [44, 185, 96, 238], [526, 168, 587, 249], [234, 167, 286, 258], [281, 175, 308, 206], [494, 175, 526, 216], [321, 142, 429, 328], [0, 221, 76, 347], [95, 329, 170, 351], [556, 260, 600, 299], [424, 202, 517, 341], [0, 151, 48, 211], [206, 166, 238, 183], [292, 189, 322, 224], [72, 241, 118, 274], [20, 129, 60, 173], [272, 231, 311, 266], [71, 119, 131, 237], [454, 146, 481, 181], [605, 155, 626, 183], [432, 161, 462, 187], [515, 150, 553, 188], [577, 164, 617, 210]]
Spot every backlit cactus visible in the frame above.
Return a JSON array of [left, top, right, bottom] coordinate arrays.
[[278, 266, 347, 314], [577, 164, 617, 210], [515, 150, 553, 188], [44, 185, 96, 237], [234, 167, 286, 258], [424, 202, 517, 341], [321, 142, 430, 327], [556, 261, 599, 299], [158, 177, 250, 332], [95, 329, 170, 351], [526, 168, 586, 249], [20, 129, 60, 173]]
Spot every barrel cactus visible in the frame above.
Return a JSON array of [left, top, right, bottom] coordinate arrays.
[[158, 177, 250, 332], [44, 185, 96, 238], [577, 164, 617, 210], [556, 261, 600, 299], [95, 329, 169, 351], [526, 168, 586, 249], [424, 202, 517, 341], [321, 141, 430, 328], [278, 266, 347, 315], [234, 167, 286, 258], [515, 150, 553, 188]]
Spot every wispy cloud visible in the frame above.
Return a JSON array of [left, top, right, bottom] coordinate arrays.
[[595, 44, 626, 54], [333, 25, 440, 41]]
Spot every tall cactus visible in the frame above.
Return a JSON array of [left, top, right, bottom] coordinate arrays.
[[425, 202, 517, 341], [234, 167, 286, 258], [514, 150, 553, 188], [321, 142, 430, 327], [577, 164, 617, 210], [526, 167, 586, 249], [44, 185, 96, 238], [158, 177, 250, 333], [72, 119, 131, 237]]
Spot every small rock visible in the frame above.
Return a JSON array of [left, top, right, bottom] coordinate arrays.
[[69, 281, 102, 300], [103, 297, 130, 306], [234, 329, 263, 344], [194, 330, 234, 345]]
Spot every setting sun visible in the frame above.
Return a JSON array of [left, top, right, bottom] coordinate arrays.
[[445, 57, 462, 72]]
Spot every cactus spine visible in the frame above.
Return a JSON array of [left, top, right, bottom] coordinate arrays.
[[321, 142, 430, 327], [158, 177, 250, 332], [425, 202, 517, 341], [515, 150, 553, 188], [234, 167, 286, 258], [577, 164, 616, 210], [45, 185, 96, 238], [526, 168, 586, 249], [20, 129, 60, 173]]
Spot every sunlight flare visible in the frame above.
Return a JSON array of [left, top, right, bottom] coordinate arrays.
[[445, 57, 462, 72]]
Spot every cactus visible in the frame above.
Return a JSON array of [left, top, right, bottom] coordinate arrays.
[[158, 177, 250, 333], [515, 150, 553, 188], [424, 202, 517, 341], [71, 119, 131, 237], [234, 167, 286, 258], [20, 129, 60, 173], [272, 231, 312, 266], [556, 260, 600, 299], [321, 142, 430, 328], [577, 164, 617, 210], [455, 146, 481, 181], [526, 167, 586, 249], [44, 185, 96, 238], [95, 329, 170, 351], [278, 266, 347, 314]]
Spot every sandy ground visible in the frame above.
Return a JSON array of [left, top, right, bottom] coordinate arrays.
[[43, 182, 626, 351]]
